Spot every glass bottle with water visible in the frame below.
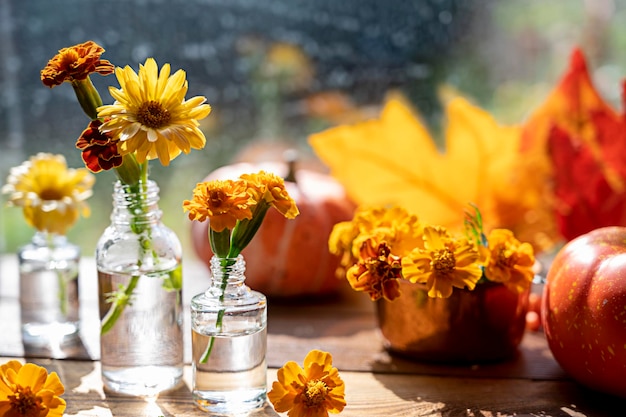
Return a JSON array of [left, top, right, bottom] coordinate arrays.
[[191, 254, 267, 414], [96, 180, 183, 396], [18, 231, 80, 347]]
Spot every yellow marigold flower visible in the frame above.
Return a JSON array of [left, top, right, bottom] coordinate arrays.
[[240, 171, 299, 219], [482, 228, 535, 292], [268, 349, 346, 417], [330, 206, 423, 269], [183, 179, 254, 232], [0, 360, 66, 417], [402, 225, 482, 298], [328, 220, 361, 273], [40, 40, 115, 87], [353, 206, 423, 256], [2, 153, 94, 235], [98, 58, 212, 166], [347, 239, 402, 301]]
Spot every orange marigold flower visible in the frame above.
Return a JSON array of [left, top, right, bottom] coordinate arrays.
[[347, 239, 402, 301], [183, 179, 254, 232], [401, 225, 483, 298], [268, 350, 346, 417], [41, 40, 115, 87], [481, 228, 535, 293], [0, 360, 66, 417], [75, 119, 123, 173], [240, 171, 299, 219], [329, 206, 424, 277]]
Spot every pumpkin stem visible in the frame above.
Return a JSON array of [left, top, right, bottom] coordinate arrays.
[[283, 149, 298, 183]]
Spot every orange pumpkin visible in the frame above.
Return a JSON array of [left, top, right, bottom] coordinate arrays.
[[190, 158, 356, 298]]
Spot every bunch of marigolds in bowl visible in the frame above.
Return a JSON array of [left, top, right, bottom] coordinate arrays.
[[329, 205, 536, 363]]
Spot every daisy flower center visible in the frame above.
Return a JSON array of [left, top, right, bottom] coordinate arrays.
[[137, 100, 171, 129], [39, 187, 65, 201], [9, 386, 45, 416], [432, 248, 456, 274], [303, 379, 328, 407]]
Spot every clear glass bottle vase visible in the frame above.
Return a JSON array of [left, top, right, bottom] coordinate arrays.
[[191, 254, 267, 414], [96, 180, 184, 396], [18, 231, 80, 346]]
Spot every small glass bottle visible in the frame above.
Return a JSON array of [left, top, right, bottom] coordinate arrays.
[[191, 254, 267, 414], [96, 180, 184, 396], [18, 231, 80, 346]]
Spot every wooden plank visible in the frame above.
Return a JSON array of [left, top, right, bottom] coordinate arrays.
[[1, 254, 568, 382], [2, 358, 623, 417]]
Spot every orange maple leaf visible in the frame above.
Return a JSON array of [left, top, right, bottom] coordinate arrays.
[[309, 93, 556, 251]]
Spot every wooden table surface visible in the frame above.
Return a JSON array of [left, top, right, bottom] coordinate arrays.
[[1, 254, 625, 416]]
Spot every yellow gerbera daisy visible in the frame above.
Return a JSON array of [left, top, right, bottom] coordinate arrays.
[[2, 153, 94, 235], [97, 57, 212, 166], [0, 360, 66, 417], [268, 349, 346, 417], [401, 225, 483, 298], [240, 171, 299, 219], [183, 179, 254, 232], [481, 228, 535, 292]]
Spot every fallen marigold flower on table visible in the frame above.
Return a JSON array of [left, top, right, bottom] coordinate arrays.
[[268, 349, 346, 417], [0, 360, 66, 417]]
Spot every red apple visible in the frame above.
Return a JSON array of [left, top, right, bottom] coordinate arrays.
[[542, 226, 626, 398]]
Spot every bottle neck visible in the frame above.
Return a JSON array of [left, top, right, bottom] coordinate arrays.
[[110, 180, 162, 226], [31, 231, 68, 248], [208, 255, 247, 297]]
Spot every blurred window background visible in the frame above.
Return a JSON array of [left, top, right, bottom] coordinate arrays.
[[1, 0, 624, 257]]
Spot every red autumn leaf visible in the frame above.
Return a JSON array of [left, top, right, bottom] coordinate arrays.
[[548, 125, 626, 241], [523, 47, 626, 241]]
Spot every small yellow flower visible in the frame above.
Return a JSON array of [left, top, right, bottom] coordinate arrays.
[[183, 179, 254, 232], [481, 228, 535, 292], [268, 349, 346, 417], [241, 171, 299, 219], [347, 239, 403, 301], [402, 225, 483, 298], [98, 57, 212, 166], [0, 360, 66, 417], [2, 153, 95, 235]]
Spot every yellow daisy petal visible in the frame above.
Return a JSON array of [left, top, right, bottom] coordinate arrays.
[[98, 58, 211, 165]]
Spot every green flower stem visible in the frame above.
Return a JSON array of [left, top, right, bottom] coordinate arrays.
[[115, 154, 142, 187], [210, 228, 231, 258], [199, 309, 224, 363], [100, 162, 161, 335], [229, 201, 270, 256], [46, 233, 70, 316], [58, 272, 67, 316], [71, 77, 103, 120], [101, 275, 140, 335], [199, 256, 236, 364], [199, 200, 272, 363]]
